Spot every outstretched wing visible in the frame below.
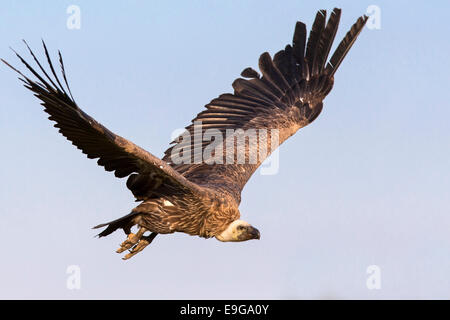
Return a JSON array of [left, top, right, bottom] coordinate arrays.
[[2, 41, 203, 200], [163, 9, 367, 202]]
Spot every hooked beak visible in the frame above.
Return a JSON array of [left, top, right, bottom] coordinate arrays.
[[249, 226, 260, 240]]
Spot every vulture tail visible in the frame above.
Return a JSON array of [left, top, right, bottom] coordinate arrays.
[[93, 212, 139, 237]]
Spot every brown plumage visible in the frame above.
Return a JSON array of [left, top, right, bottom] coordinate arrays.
[[3, 8, 368, 259]]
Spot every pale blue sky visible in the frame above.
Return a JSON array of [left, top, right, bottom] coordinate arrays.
[[0, 1, 449, 299]]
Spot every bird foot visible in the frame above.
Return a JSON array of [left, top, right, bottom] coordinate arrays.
[[116, 226, 148, 253], [123, 237, 150, 260], [116, 232, 140, 253], [117, 228, 157, 260]]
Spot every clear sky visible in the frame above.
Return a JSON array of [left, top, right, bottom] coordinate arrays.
[[0, 0, 449, 299]]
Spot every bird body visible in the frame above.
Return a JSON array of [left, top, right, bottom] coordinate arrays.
[[123, 189, 240, 239], [3, 8, 368, 259]]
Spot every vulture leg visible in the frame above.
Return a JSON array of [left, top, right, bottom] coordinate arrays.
[[122, 232, 158, 260], [116, 226, 148, 253]]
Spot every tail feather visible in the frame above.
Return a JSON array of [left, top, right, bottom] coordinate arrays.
[[93, 212, 138, 237]]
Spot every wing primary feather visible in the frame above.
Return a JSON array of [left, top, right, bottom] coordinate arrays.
[[1, 57, 28, 81], [326, 15, 368, 76], [316, 8, 341, 72], [21, 40, 62, 93], [41, 40, 71, 98], [305, 9, 326, 75], [58, 50, 75, 102], [292, 21, 307, 64], [8, 47, 53, 91]]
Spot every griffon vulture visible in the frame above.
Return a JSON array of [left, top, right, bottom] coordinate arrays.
[[3, 8, 368, 259]]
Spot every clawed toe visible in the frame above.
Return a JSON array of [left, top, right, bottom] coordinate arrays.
[[116, 233, 139, 253], [122, 238, 150, 260], [116, 228, 157, 260]]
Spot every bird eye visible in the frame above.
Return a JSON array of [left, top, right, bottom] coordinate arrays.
[[237, 225, 245, 231]]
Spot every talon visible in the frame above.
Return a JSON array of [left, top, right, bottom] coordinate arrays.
[[122, 239, 150, 260], [121, 232, 158, 260], [116, 232, 139, 253], [116, 227, 148, 253]]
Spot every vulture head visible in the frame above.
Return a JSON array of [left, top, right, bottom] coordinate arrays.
[[215, 220, 260, 242]]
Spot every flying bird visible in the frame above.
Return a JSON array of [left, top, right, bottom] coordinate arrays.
[[3, 8, 367, 259]]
